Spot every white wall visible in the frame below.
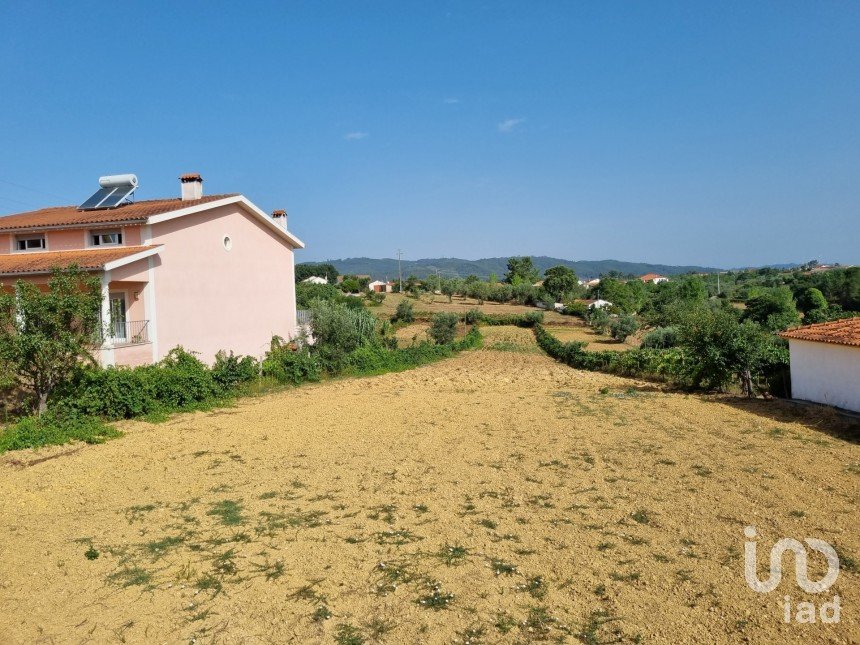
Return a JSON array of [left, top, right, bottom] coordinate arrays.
[[789, 339, 860, 413]]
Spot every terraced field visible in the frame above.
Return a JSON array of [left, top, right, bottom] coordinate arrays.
[[0, 334, 857, 643]]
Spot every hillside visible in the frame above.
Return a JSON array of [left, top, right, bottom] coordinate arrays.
[[324, 256, 722, 280]]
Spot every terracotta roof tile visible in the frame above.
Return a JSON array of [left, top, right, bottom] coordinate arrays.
[[779, 318, 860, 348], [0, 194, 237, 232], [0, 246, 159, 276], [179, 173, 203, 182]]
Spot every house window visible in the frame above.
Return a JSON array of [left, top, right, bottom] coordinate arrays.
[[91, 230, 123, 246], [16, 235, 46, 251]]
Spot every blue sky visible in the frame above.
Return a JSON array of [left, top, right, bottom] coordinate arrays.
[[0, 1, 857, 268]]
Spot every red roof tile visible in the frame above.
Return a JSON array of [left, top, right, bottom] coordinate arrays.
[[0, 194, 237, 232], [779, 318, 860, 348], [0, 246, 158, 276], [179, 173, 203, 182]]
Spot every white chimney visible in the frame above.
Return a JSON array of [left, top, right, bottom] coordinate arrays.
[[180, 173, 203, 200], [272, 209, 287, 230]]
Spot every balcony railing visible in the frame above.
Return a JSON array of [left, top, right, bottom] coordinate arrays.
[[98, 320, 150, 346], [297, 309, 312, 326]]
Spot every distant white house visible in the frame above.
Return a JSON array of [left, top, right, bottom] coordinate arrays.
[[369, 280, 393, 293], [639, 273, 669, 284], [585, 278, 601, 288], [587, 299, 613, 310], [780, 319, 860, 413], [302, 276, 328, 285]]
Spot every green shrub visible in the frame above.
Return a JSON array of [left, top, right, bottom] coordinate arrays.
[[392, 300, 415, 323], [586, 308, 610, 334], [309, 299, 378, 372], [212, 351, 259, 390], [478, 312, 543, 327], [262, 339, 322, 385], [609, 314, 639, 342], [366, 291, 386, 306], [562, 300, 588, 318], [464, 308, 482, 325], [0, 410, 120, 453], [57, 347, 221, 419], [428, 313, 458, 345], [641, 326, 680, 349]]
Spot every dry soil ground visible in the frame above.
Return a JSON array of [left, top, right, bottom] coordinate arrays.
[[373, 293, 570, 324], [0, 334, 858, 644]]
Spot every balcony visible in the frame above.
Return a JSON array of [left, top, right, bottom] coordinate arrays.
[[98, 320, 150, 346]]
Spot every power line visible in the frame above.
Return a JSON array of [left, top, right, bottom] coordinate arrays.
[[0, 178, 72, 203]]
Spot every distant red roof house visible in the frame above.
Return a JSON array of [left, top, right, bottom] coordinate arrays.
[[639, 273, 669, 284]]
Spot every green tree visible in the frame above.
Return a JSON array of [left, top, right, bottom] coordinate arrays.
[[468, 281, 490, 305], [796, 287, 828, 314], [428, 313, 458, 345], [743, 288, 801, 331], [441, 279, 456, 303], [587, 307, 611, 334], [678, 307, 787, 395], [504, 257, 540, 285], [543, 265, 580, 302], [0, 266, 103, 414], [609, 314, 639, 342], [392, 299, 415, 323], [295, 262, 338, 283]]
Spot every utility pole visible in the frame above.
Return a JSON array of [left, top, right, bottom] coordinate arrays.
[[716, 272, 721, 295], [397, 249, 403, 294]]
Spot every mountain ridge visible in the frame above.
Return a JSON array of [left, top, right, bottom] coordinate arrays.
[[317, 256, 726, 281]]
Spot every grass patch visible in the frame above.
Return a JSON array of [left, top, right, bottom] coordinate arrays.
[[108, 566, 152, 588], [438, 544, 469, 566], [0, 412, 121, 453], [207, 500, 245, 526]]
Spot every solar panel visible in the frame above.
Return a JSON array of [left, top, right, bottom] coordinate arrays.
[[78, 175, 138, 210], [78, 187, 117, 210]]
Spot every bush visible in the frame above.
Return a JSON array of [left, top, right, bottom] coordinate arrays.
[[587, 307, 610, 334], [57, 347, 222, 419], [640, 326, 680, 349], [428, 313, 459, 345], [310, 299, 378, 372], [392, 300, 415, 323], [478, 312, 543, 327], [261, 340, 321, 385], [609, 314, 639, 342], [464, 308, 482, 325], [0, 410, 120, 453], [366, 291, 386, 306], [562, 300, 588, 318], [212, 351, 259, 390]]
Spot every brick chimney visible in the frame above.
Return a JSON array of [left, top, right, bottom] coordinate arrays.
[[272, 209, 287, 230], [180, 173, 203, 200]]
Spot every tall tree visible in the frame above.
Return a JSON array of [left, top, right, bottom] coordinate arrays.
[[542, 265, 580, 301], [505, 256, 540, 285], [0, 266, 103, 414]]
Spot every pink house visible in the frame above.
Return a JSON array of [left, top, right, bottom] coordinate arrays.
[[0, 173, 305, 367]]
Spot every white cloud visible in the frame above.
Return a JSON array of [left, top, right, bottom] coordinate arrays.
[[344, 131, 369, 141], [497, 118, 525, 133], [444, 97, 460, 104]]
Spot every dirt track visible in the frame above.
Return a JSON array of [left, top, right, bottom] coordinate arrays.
[[0, 341, 857, 643]]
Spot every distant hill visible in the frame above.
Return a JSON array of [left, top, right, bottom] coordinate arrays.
[[321, 256, 723, 281]]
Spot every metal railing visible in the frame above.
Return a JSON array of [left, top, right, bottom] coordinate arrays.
[[98, 320, 150, 346], [297, 309, 312, 326]]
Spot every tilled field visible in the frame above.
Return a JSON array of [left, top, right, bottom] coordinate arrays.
[[0, 341, 857, 643]]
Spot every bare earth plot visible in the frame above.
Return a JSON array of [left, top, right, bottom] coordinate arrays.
[[0, 335, 858, 644], [372, 293, 570, 324]]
